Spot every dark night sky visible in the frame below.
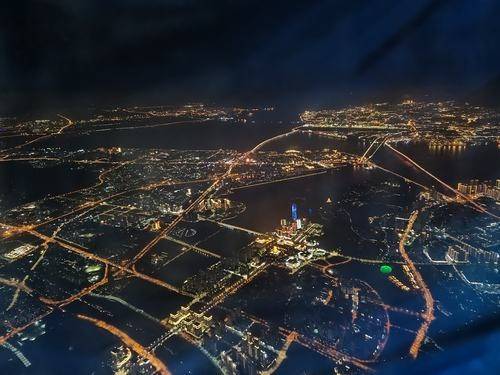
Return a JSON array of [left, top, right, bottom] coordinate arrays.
[[2, 0, 500, 111]]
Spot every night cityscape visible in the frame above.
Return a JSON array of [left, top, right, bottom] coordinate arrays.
[[1, 1, 500, 375]]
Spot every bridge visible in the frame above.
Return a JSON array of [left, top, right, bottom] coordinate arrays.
[[165, 235, 222, 258], [199, 218, 265, 237], [359, 135, 389, 163]]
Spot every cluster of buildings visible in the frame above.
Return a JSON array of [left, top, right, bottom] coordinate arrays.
[[199, 198, 232, 212], [220, 332, 272, 375], [232, 149, 351, 189], [446, 244, 500, 265], [1, 243, 36, 261], [299, 101, 500, 145], [273, 203, 328, 270], [457, 180, 500, 201], [388, 275, 411, 292], [275, 206, 323, 248], [166, 303, 213, 340]]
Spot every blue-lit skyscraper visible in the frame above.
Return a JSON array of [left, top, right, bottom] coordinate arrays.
[[291, 203, 298, 221]]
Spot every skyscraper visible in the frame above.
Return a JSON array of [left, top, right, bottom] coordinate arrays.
[[291, 203, 298, 221]]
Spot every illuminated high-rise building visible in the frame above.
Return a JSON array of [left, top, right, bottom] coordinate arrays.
[[291, 203, 298, 221]]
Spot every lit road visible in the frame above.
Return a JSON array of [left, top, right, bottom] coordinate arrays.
[[77, 314, 171, 375], [399, 210, 435, 359]]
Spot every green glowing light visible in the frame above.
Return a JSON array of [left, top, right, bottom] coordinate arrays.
[[380, 265, 392, 274]]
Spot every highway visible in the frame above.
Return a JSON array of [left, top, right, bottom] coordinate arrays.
[[56, 114, 74, 134], [399, 210, 435, 359]]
